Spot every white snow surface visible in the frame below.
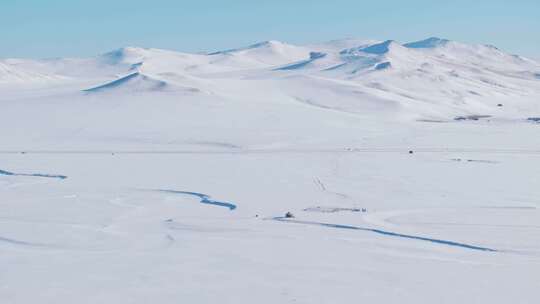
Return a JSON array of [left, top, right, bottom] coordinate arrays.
[[1, 37, 540, 304]]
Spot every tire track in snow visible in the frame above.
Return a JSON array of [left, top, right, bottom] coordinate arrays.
[[272, 217, 497, 252], [157, 190, 237, 210], [0, 169, 67, 180], [314, 177, 350, 200], [0, 236, 49, 248]]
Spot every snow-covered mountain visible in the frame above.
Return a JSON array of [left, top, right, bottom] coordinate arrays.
[[1, 37, 539, 150], [1, 37, 538, 118]]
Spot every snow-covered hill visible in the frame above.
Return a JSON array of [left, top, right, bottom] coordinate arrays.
[[1, 37, 539, 150], [1, 37, 539, 151], [1, 37, 538, 118]]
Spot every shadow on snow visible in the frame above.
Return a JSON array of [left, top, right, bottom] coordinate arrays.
[[273, 217, 497, 252], [156, 189, 237, 211]]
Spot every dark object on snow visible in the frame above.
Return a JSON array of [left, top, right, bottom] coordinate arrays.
[[497, 104, 503, 107], [409, 150, 414, 154], [361, 208, 367, 213], [454, 115, 492, 121], [285, 212, 295, 219], [527, 117, 540, 123]]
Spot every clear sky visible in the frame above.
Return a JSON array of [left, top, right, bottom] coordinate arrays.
[[1, 0, 539, 59]]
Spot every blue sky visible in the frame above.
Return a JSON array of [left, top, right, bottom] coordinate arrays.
[[1, 0, 539, 59]]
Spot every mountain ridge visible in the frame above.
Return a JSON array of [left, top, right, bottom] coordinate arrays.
[[1, 37, 539, 120]]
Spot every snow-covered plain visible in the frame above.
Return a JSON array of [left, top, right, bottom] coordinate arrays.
[[1, 37, 540, 303]]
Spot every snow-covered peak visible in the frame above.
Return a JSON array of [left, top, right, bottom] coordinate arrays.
[[209, 40, 293, 55], [100, 47, 150, 65], [308, 38, 380, 52], [340, 40, 406, 56], [360, 40, 401, 54], [208, 40, 310, 66], [404, 37, 450, 49], [247, 40, 289, 50]]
